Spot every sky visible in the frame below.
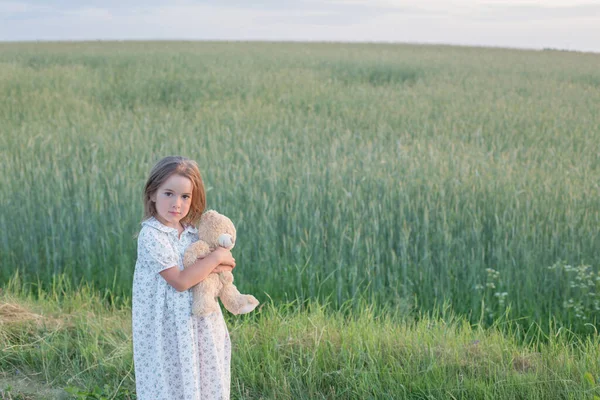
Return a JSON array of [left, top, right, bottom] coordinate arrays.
[[1, 0, 599, 53]]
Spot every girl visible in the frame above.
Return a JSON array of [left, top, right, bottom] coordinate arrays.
[[132, 156, 236, 400]]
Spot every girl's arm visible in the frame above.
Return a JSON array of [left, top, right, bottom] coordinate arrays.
[[160, 247, 235, 292]]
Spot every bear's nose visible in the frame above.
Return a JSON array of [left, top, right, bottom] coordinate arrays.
[[218, 233, 234, 248]]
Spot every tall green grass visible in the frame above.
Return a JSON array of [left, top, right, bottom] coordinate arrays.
[[1, 41, 599, 332], [1, 277, 599, 399]]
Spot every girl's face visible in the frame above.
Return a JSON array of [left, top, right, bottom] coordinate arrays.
[[151, 174, 193, 230]]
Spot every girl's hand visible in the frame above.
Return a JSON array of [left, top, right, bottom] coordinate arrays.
[[212, 247, 236, 268], [212, 265, 234, 274]]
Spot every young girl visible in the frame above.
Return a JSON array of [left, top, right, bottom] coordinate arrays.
[[132, 156, 236, 400]]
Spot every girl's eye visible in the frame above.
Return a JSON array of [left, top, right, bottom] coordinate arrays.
[[164, 192, 172, 197], [183, 195, 191, 200]]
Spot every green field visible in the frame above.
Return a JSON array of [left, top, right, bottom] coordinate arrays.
[[2, 41, 599, 331], [2, 278, 600, 399], [1, 41, 600, 399]]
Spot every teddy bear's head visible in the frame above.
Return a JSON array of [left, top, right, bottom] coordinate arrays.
[[197, 210, 237, 250]]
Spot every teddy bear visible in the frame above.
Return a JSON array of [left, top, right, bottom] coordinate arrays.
[[182, 210, 259, 316]]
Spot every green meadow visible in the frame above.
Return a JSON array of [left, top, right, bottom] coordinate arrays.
[[1, 41, 600, 398], [2, 280, 600, 399]]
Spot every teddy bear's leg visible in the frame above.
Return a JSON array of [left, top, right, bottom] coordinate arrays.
[[192, 275, 222, 316], [218, 272, 259, 315]]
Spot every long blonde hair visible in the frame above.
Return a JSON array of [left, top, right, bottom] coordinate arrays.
[[142, 156, 205, 226]]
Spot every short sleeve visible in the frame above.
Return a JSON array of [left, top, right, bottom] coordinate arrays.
[[137, 227, 179, 274]]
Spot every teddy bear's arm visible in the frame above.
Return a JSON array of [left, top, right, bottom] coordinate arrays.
[[183, 240, 211, 268]]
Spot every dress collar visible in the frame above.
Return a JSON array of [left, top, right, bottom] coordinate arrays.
[[142, 216, 198, 235]]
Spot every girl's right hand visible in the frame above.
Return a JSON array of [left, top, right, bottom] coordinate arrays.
[[212, 265, 234, 274], [212, 247, 236, 269]]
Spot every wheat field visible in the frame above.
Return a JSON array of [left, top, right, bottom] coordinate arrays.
[[1, 41, 599, 333]]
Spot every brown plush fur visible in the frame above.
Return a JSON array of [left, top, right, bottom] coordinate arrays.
[[183, 210, 259, 316]]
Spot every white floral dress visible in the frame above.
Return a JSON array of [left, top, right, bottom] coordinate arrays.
[[132, 216, 231, 400]]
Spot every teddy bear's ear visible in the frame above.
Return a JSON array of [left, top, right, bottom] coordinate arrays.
[[200, 210, 219, 223]]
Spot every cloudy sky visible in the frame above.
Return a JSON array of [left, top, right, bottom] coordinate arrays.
[[1, 0, 599, 53]]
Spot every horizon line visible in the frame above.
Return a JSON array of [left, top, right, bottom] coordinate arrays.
[[1, 38, 598, 55]]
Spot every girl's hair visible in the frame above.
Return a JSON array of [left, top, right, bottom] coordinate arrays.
[[142, 156, 206, 226]]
